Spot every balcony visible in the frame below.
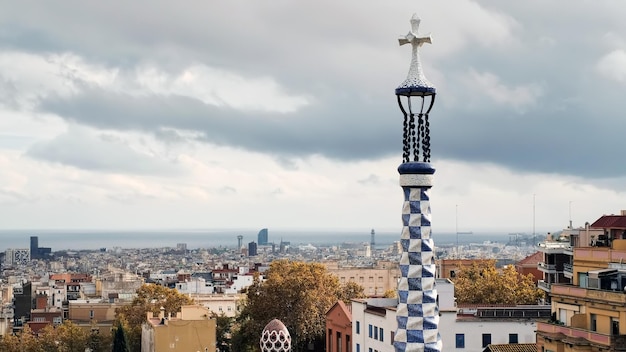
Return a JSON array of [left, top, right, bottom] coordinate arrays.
[[538, 241, 572, 254], [538, 280, 551, 292], [551, 284, 626, 304], [563, 263, 573, 279], [538, 262, 558, 273], [537, 322, 613, 347]]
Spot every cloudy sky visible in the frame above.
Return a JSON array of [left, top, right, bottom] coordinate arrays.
[[1, 1, 626, 233]]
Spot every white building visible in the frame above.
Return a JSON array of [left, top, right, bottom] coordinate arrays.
[[350, 279, 547, 352], [175, 277, 215, 295]]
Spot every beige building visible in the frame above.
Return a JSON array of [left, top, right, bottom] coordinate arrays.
[[326, 260, 400, 296], [141, 305, 216, 352], [68, 300, 124, 336], [189, 293, 243, 318]]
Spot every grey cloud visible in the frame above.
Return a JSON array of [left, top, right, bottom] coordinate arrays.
[[26, 128, 181, 175], [39, 88, 401, 162], [6, 1, 626, 180]]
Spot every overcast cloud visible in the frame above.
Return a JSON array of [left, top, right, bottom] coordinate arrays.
[[1, 1, 626, 235]]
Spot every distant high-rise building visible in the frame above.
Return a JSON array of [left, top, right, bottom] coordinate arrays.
[[370, 229, 375, 246], [248, 241, 258, 257], [258, 228, 269, 245], [237, 235, 243, 250], [30, 236, 38, 259]]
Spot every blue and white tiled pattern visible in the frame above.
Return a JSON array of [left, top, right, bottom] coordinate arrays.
[[394, 185, 442, 352]]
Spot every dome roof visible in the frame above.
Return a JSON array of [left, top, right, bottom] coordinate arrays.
[[260, 319, 291, 352]]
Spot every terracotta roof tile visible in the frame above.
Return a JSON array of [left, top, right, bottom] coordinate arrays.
[[484, 343, 537, 352], [590, 215, 626, 229]]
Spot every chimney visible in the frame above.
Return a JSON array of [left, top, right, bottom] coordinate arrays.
[[158, 306, 165, 320]]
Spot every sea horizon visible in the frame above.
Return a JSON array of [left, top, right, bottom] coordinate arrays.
[[0, 228, 542, 252]]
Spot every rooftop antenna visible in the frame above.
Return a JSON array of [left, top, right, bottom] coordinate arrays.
[[456, 204, 459, 257], [569, 201, 573, 229], [533, 194, 536, 247]]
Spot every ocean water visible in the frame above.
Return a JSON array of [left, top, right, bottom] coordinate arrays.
[[0, 229, 519, 252]]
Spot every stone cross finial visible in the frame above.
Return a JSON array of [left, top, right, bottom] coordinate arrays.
[[397, 13, 435, 95], [399, 14, 432, 47]]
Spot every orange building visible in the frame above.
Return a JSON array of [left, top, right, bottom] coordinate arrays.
[[536, 211, 626, 351], [326, 300, 352, 352]]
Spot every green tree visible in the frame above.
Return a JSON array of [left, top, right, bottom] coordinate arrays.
[[235, 260, 362, 352], [453, 259, 544, 304], [212, 312, 234, 352], [115, 283, 194, 351], [112, 320, 131, 352]]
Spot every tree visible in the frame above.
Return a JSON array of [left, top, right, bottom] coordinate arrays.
[[112, 320, 131, 352], [35, 321, 90, 352], [212, 312, 234, 352], [235, 260, 363, 352], [453, 260, 544, 304], [115, 283, 194, 351], [338, 281, 367, 304]]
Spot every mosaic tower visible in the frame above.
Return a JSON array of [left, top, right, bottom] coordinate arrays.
[[393, 14, 442, 352]]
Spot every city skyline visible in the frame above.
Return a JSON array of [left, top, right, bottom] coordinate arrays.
[[1, 2, 626, 233]]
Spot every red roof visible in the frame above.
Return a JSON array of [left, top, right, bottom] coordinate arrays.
[[590, 215, 626, 229], [516, 251, 542, 266]]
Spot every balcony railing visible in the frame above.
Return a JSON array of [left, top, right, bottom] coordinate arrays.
[[551, 284, 626, 304], [538, 262, 557, 271], [563, 263, 573, 273], [538, 280, 551, 291], [537, 322, 611, 347]]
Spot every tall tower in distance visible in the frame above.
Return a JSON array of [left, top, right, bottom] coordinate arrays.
[[257, 228, 269, 246], [370, 229, 376, 246], [237, 235, 243, 250], [30, 236, 39, 259], [393, 14, 442, 352]]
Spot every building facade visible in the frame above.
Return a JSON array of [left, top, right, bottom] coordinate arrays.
[[327, 300, 353, 352], [536, 211, 626, 351], [141, 305, 216, 352]]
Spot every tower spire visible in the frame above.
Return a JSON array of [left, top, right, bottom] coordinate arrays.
[[393, 13, 442, 352]]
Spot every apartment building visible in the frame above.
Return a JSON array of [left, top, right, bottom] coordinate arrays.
[[327, 260, 400, 297], [141, 305, 216, 352], [537, 211, 626, 351]]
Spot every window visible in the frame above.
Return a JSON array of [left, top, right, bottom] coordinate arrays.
[[356, 344, 360, 352], [591, 314, 597, 332], [337, 332, 342, 352], [450, 270, 456, 278], [612, 318, 620, 336], [346, 334, 351, 352], [374, 326, 378, 340], [356, 321, 360, 334], [89, 310, 94, 319], [509, 333, 518, 343], [391, 331, 395, 344], [379, 328, 384, 342], [368, 349, 372, 352], [368, 324, 373, 338], [328, 329, 333, 352], [455, 334, 465, 348], [482, 334, 491, 348]]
